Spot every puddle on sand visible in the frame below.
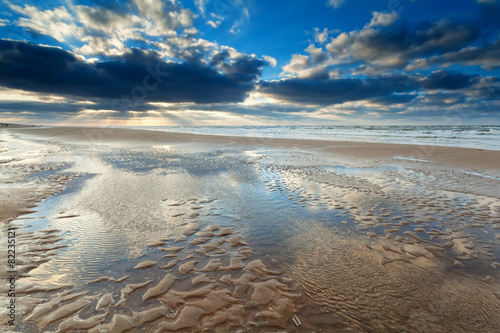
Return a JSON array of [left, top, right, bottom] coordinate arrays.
[[2, 135, 500, 332]]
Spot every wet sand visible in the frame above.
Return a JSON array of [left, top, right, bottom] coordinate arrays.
[[1, 126, 500, 332], [11, 126, 500, 172]]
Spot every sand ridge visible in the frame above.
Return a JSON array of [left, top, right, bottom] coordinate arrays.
[[15, 223, 301, 332]]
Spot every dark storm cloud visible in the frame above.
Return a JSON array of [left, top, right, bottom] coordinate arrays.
[[416, 39, 500, 70], [325, 14, 481, 70], [0, 99, 164, 113], [473, 77, 500, 99], [209, 50, 229, 66], [368, 93, 417, 105], [0, 101, 89, 113], [259, 69, 489, 106], [0, 98, 312, 118], [308, 3, 500, 75], [209, 50, 266, 82], [416, 92, 467, 108], [219, 57, 266, 82], [418, 71, 480, 90], [0, 40, 263, 104], [258, 75, 419, 106], [405, 3, 500, 70], [380, 19, 476, 56]]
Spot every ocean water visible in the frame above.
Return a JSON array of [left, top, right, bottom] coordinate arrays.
[[127, 125, 500, 151]]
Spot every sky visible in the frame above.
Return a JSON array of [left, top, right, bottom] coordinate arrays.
[[0, 0, 500, 126]]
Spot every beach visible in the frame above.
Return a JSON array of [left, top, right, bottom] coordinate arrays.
[[1, 126, 500, 332]]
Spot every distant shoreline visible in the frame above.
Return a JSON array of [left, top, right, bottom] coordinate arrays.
[[0, 123, 37, 127], [66, 124, 500, 151], [4, 125, 500, 175]]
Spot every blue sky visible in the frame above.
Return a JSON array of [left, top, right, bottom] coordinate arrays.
[[0, 0, 499, 126]]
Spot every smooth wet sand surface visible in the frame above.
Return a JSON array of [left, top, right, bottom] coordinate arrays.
[[1, 126, 500, 332]]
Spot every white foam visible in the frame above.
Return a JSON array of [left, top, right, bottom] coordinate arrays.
[[462, 171, 500, 181], [392, 156, 431, 163]]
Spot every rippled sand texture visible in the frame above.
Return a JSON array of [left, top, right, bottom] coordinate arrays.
[[17, 225, 299, 332], [260, 155, 500, 331], [1, 128, 500, 332]]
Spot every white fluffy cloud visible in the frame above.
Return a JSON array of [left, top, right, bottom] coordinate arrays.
[[156, 37, 218, 63], [263, 55, 277, 67], [327, 0, 346, 9], [368, 11, 399, 27], [76, 36, 126, 56], [314, 28, 331, 44], [8, 3, 83, 43], [76, 6, 144, 40], [131, 0, 194, 36], [281, 53, 331, 79]]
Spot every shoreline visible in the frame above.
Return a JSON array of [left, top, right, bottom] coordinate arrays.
[[122, 124, 500, 152], [6, 126, 500, 174]]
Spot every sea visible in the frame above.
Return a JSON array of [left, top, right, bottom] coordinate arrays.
[[126, 125, 500, 151]]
